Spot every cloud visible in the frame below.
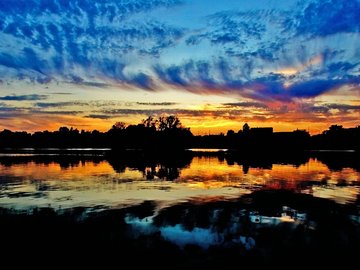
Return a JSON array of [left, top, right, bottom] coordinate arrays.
[[287, 78, 360, 99], [85, 114, 113, 120], [99, 108, 250, 119], [0, 103, 27, 120], [285, 101, 360, 119], [187, 10, 267, 46], [29, 110, 82, 116], [35, 102, 87, 108], [176, 1, 360, 100], [129, 72, 155, 90], [0, 0, 184, 85], [136, 102, 177, 106], [0, 106, 23, 112], [289, 0, 360, 37], [52, 92, 73, 95], [222, 102, 268, 109], [1, 0, 360, 105], [185, 9, 287, 63], [326, 103, 360, 111], [154, 59, 360, 101], [94, 102, 360, 125], [67, 79, 111, 88], [34, 101, 137, 108], [0, 94, 48, 101]]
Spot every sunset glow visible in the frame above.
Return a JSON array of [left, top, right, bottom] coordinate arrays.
[[0, 0, 359, 134]]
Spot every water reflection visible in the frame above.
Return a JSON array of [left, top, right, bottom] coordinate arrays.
[[0, 151, 359, 209]]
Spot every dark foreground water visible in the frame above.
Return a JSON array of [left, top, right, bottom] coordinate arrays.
[[0, 149, 359, 267]]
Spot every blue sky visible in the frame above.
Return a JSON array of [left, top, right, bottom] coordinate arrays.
[[0, 0, 359, 133]]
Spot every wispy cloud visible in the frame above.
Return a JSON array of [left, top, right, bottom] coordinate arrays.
[[287, 0, 360, 37], [222, 102, 268, 109], [0, 94, 48, 101], [0, 106, 24, 112], [0, 0, 184, 85], [154, 60, 360, 101], [52, 92, 73, 95], [136, 102, 177, 106], [30, 110, 82, 116], [34, 102, 88, 108], [1, 0, 360, 133], [303, 103, 360, 114], [84, 114, 113, 120]]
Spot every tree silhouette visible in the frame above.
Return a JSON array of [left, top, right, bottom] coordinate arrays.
[[0, 117, 359, 151], [158, 115, 182, 131], [111, 122, 127, 130], [243, 123, 250, 133], [142, 115, 157, 129]]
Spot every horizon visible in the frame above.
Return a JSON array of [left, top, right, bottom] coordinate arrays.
[[1, 118, 358, 136], [1, 0, 360, 135]]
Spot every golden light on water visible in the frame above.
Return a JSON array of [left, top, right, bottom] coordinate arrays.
[[0, 155, 359, 209]]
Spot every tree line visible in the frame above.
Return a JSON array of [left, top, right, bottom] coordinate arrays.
[[0, 115, 359, 151], [0, 115, 192, 149]]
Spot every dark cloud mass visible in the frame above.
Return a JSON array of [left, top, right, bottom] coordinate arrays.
[[0, 0, 359, 102]]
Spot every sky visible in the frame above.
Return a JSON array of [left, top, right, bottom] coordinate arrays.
[[0, 0, 360, 135]]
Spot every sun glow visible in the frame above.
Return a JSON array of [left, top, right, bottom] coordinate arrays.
[[275, 55, 324, 77]]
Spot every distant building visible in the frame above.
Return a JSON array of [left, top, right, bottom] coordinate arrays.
[[250, 127, 273, 135], [243, 123, 250, 133], [274, 130, 310, 138]]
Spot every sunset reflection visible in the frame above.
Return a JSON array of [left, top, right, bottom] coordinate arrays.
[[0, 154, 359, 209]]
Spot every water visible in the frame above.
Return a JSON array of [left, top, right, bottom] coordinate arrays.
[[1, 150, 359, 265], [0, 150, 359, 210]]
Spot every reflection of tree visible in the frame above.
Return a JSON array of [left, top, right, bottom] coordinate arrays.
[[107, 151, 193, 181], [144, 165, 180, 181], [1, 151, 359, 182], [143, 164, 181, 181], [242, 164, 249, 174], [111, 163, 126, 174], [313, 152, 360, 172], [225, 154, 306, 170], [0, 155, 106, 169]]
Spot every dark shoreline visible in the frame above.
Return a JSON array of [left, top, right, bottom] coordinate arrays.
[[1, 124, 359, 152]]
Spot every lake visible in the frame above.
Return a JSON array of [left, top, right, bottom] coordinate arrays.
[[1, 150, 359, 266], [1, 149, 359, 209]]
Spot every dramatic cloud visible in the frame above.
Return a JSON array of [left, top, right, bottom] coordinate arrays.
[[154, 60, 360, 101], [0, 0, 184, 85], [289, 0, 360, 36], [1, 0, 359, 101], [0, 0, 359, 133]]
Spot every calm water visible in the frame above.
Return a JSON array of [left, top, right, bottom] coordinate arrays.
[[1, 150, 359, 210]]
